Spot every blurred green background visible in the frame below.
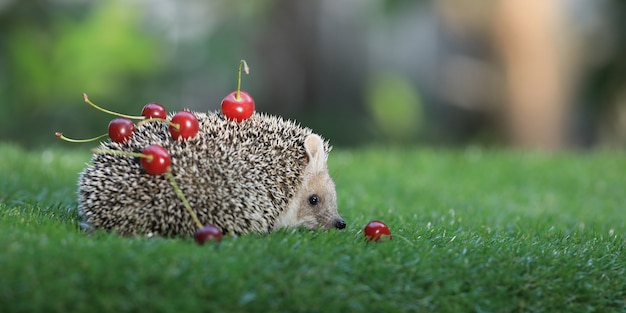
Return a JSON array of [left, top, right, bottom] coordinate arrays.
[[1, 0, 625, 149]]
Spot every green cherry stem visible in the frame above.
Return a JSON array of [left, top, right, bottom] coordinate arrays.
[[236, 59, 250, 101], [137, 118, 177, 128], [166, 171, 204, 229], [92, 148, 153, 160], [55, 132, 108, 143], [83, 93, 146, 120]]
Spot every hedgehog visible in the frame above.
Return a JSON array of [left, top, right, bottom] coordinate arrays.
[[77, 111, 346, 237]]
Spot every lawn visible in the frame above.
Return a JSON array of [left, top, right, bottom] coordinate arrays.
[[0, 143, 624, 313]]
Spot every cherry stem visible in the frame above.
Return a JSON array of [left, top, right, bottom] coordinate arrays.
[[236, 59, 250, 101], [83, 93, 145, 120], [137, 118, 176, 129], [92, 148, 153, 161], [55, 132, 108, 143], [166, 171, 204, 229]]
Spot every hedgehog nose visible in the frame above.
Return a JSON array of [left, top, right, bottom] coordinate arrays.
[[334, 219, 346, 229]]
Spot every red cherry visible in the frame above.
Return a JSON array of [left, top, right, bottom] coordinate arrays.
[[221, 60, 254, 122], [194, 224, 223, 245], [108, 118, 135, 143], [364, 220, 392, 242], [141, 102, 167, 119], [221, 91, 255, 122], [140, 145, 171, 175], [169, 111, 199, 140]]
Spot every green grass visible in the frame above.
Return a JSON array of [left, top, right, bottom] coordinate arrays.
[[1, 143, 624, 313]]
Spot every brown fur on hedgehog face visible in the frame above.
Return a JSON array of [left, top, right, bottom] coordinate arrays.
[[273, 134, 345, 231]]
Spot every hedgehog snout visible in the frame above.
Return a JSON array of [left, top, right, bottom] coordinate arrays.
[[333, 218, 346, 229]]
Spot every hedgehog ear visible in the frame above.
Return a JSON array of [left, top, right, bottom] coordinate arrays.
[[304, 134, 327, 172]]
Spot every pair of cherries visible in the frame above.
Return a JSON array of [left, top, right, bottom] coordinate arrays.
[[105, 99, 200, 144], [132, 142, 223, 244], [57, 96, 200, 147], [134, 143, 223, 244], [107, 102, 166, 143]]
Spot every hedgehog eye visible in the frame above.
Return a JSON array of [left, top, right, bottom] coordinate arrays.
[[308, 194, 319, 206]]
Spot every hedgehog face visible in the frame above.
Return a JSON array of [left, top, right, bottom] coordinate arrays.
[[274, 134, 346, 231]]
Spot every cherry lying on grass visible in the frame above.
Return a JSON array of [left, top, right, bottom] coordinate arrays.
[[364, 220, 392, 242]]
